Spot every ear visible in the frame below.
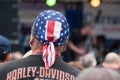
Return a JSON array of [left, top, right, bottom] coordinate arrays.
[[62, 45, 67, 52], [6, 53, 12, 62], [29, 35, 34, 48]]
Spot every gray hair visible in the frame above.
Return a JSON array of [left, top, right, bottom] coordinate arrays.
[[104, 52, 120, 64], [80, 54, 97, 68], [76, 68, 120, 80]]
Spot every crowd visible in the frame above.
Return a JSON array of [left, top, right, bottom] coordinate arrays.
[[0, 10, 120, 80]]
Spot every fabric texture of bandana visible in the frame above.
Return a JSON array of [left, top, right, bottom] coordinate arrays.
[[32, 10, 69, 69]]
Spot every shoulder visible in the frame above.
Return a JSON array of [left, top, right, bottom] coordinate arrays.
[[55, 59, 80, 77], [0, 58, 27, 71], [63, 61, 80, 75]]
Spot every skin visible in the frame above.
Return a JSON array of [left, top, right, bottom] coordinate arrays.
[[102, 53, 120, 69], [29, 36, 42, 55], [29, 35, 67, 57], [102, 63, 120, 69], [68, 61, 84, 70]]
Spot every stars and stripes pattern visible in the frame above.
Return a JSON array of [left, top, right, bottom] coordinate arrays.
[[32, 10, 69, 69]]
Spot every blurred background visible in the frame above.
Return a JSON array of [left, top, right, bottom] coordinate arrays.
[[0, 0, 120, 65]]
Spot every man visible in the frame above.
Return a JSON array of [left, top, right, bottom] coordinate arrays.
[[98, 52, 120, 73], [80, 53, 97, 68], [64, 23, 96, 61], [68, 53, 97, 70], [11, 51, 23, 60], [0, 35, 11, 64], [0, 10, 80, 80], [76, 67, 120, 80]]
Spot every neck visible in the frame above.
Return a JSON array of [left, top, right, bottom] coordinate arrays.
[[32, 48, 61, 57], [56, 51, 61, 57], [102, 63, 120, 69], [32, 49, 42, 55]]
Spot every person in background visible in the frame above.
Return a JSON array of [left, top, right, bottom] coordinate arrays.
[[80, 53, 97, 68], [68, 53, 97, 70], [19, 23, 31, 53], [109, 41, 120, 54], [11, 51, 23, 60], [98, 52, 120, 73], [67, 23, 96, 61], [76, 67, 120, 80], [96, 35, 106, 64], [0, 10, 80, 80], [68, 61, 84, 70], [0, 35, 11, 64]]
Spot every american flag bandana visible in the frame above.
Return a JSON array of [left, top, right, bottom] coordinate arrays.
[[32, 10, 69, 69]]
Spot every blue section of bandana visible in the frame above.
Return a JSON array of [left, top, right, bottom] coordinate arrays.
[[32, 10, 69, 46]]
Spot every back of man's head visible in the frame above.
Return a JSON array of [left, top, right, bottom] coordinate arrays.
[[104, 52, 120, 64], [80, 54, 97, 68], [30, 10, 69, 69], [76, 67, 120, 80], [0, 35, 11, 63]]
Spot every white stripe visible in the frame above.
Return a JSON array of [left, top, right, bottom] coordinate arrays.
[[47, 42, 55, 67], [50, 42, 55, 66], [53, 21, 62, 41], [48, 45, 51, 66], [45, 21, 48, 40], [42, 49, 47, 67]]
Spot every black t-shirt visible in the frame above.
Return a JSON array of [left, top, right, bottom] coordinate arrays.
[[69, 30, 87, 46], [0, 55, 80, 80], [62, 30, 88, 61]]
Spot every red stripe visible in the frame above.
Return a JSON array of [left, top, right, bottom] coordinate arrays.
[[47, 20, 55, 41]]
